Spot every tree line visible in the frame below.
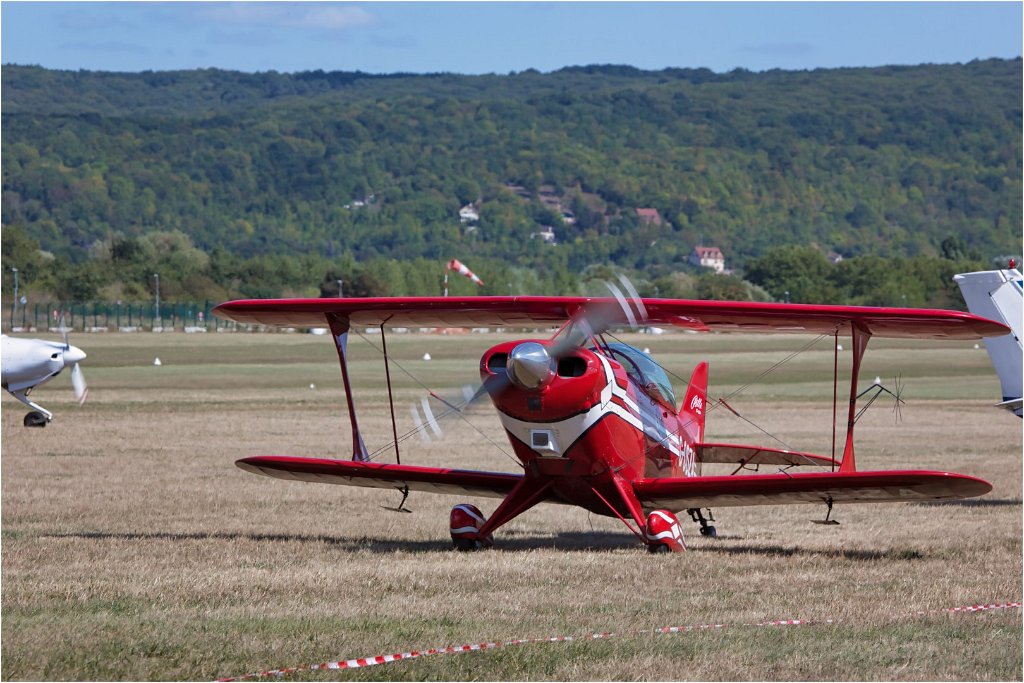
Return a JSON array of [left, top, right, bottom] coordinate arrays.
[[1, 222, 999, 314], [1, 60, 1020, 307]]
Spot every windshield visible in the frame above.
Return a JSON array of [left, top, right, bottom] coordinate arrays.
[[602, 342, 676, 407]]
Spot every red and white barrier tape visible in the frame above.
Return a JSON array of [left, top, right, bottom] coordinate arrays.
[[218, 601, 1021, 681]]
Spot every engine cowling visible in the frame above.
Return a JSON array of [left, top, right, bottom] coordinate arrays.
[[480, 341, 605, 419]]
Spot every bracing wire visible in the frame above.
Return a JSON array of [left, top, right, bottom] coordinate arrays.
[[605, 329, 835, 455], [352, 328, 522, 467], [714, 332, 835, 406], [355, 321, 836, 469], [854, 373, 905, 424]]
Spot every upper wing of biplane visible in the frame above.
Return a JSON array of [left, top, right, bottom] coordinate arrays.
[[632, 470, 992, 510], [213, 296, 1008, 339]]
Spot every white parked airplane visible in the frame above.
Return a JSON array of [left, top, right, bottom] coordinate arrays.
[[954, 264, 1023, 417], [1, 334, 88, 426]]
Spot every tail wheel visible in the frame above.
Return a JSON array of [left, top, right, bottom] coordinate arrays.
[[449, 503, 493, 550], [644, 509, 686, 553]]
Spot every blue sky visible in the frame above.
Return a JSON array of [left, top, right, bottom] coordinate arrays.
[[2, 2, 1021, 74]]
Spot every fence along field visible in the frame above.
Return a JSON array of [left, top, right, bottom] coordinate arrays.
[[5, 300, 236, 333], [1, 331, 1020, 680]]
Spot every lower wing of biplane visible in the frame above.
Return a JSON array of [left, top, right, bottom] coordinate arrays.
[[237, 455, 990, 510], [216, 295, 1005, 552]]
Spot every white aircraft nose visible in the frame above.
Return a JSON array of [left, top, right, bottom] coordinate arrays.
[[63, 345, 87, 365]]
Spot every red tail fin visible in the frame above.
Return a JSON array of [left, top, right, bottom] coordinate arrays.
[[678, 361, 709, 444]]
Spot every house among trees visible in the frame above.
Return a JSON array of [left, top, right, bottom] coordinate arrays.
[[690, 245, 726, 273], [459, 204, 479, 223], [531, 226, 557, 244], [636, 208, 664, 225]]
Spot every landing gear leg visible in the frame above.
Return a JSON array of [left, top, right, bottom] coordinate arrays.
[[456, 477, 552, 551], [13, 391, 53, 428], [688, 508, 717, 537], [23, 411, 49, 428], [596, 476, 686, 553], [811, 497, 840, 525]]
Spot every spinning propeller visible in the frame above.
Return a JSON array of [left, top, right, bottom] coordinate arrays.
[[61, 326, 89, 405], [70, 362, 88, 405], [410, 275, 648, 443]]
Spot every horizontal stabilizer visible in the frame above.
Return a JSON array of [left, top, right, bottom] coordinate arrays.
[[697, 442, 838, 467], [237, 456, 526, 500], [633, 470, 991, 511]]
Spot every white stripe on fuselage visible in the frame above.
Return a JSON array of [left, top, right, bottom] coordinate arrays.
[[597, 352, 683, 459]]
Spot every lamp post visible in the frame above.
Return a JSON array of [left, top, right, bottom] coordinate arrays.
[[10, 267, 18, 330], [153, 273, 160, 329]]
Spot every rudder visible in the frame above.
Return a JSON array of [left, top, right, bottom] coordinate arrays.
[[954, 268, 1023, 416], [678, 361, 709, 443]]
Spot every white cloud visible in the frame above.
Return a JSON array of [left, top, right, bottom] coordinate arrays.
[[198, 4, 282, 25], [290, 7, 374, 30], [369, 34, 417, 50], [62, 40, 148, 54], [197, 3, 375, 31], [58, 10, 128, 31], [741, 42, 816, 57]]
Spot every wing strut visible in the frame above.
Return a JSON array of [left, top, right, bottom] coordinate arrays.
[[380, 322, 401, 465], [831, 331, 839, 472], [839, 324, 871, 473], [327, 314, 369, 461]]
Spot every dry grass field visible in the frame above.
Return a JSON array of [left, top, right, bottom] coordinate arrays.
[[2, 330, 1021, 681]]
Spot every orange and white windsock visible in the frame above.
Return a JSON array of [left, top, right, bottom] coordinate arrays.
[[447, 259, 484, 286]]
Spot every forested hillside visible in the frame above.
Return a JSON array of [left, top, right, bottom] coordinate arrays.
[[1, 60, 1020, 304]]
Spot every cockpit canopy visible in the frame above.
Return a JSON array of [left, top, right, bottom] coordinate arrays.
[[600, 342, 677, 408]]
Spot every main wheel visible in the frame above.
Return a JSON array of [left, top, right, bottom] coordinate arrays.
[[644, 509, 686, 552], [647, 543, 671, 554], [453, 537, 480, 552], [24, 411, 48, 428], [450, 503, 492, 550], [700, 525, 717, 538]]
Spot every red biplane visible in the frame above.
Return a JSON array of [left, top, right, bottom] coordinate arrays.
[[214, 291, 1006, 553]]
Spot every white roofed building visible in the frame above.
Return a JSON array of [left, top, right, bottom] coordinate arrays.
[[689, 246, 725, 273]]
